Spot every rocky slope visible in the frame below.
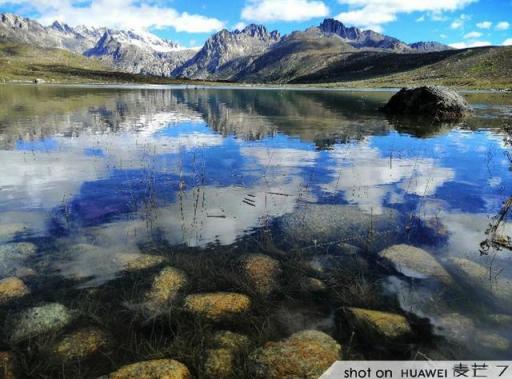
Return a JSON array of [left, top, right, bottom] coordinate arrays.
[[0, 13, 196, 77], [173, 24, 280, 80]]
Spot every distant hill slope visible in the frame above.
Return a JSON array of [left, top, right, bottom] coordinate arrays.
[[291, 46, 512, 89], [0, 42, 203, 84]]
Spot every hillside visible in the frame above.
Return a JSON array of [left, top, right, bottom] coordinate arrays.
[[291, 46, 512, 89], [0, 42, 204, 84]]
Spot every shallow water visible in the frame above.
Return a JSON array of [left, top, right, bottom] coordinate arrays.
[[0, 85, 511, 377]]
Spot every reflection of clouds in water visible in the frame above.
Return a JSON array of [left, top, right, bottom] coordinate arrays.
[[320, 142, 455, 214], [240, 147, 318, 168], [0, 150, 106, 209]]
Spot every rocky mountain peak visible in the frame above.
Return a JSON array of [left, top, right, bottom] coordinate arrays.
[[319, 18, 360, 40], [51, 21, 73, 34]]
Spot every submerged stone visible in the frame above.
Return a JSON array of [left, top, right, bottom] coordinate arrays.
[[121, 254, 167, 272], [303, 277, 327, 292], [205, 348, 234, 379], [249, 330, 341, 379], [144, 266, 188, 311], [345, 307, 412, 340], [53, 327, 110, 361], [380, 86, 471, 122], [279, 204, 401, 249], [6, 303, 74, 343], [0, 223, 28, 242], [0, 351, 16, 379], [212, 331, 250, 351], [184, 292, 251, 321], [0, 242, 37, 276], [379, 244, 453, 285], [108, 359, 191, 379], [0, 277, 30, 305], [241, 254, 281, 296], [448, 258, 512, 306]]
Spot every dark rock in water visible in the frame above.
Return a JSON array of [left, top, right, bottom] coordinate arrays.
[[381, 86, 471, 122]]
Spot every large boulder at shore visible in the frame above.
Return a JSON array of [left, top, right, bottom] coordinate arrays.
[[0, 277, 30, 305], [249, 330, 341, 379], [183, 292, 251, 321], [380, 86, 471, 122], [344, 307, 412, 341], [279, 204, 401, 249], [379, 244, 453, 285], [108, 359, 191, 379], [5, 303, 74, 343], [241, 254, 281, 296]]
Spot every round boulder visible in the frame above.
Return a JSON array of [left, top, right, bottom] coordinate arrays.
[[184, 292, 251, 321], [380, 86, 471, 122], [108, 359, 191, 379], [249, 330, 341, 379], [212, 331, 250, 351], [204, 348, 234, 379]]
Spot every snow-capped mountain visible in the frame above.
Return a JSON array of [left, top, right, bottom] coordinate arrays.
[[0, 13, 196, 76]]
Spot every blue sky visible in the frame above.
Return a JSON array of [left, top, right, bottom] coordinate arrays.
[[0, 0, 510, 48]]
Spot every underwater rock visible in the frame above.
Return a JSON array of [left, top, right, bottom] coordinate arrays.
[[121, 254, 167, 272], [0, 242, 38, 277], [279, 204, 401, 249], [0, 224, 28, 242], [380, 86, 471, 122], [108, 359, 191, 379], [303, 277, 327, 292], [0, 351, 16, 379], [6, 303, 74, 343], [241, 254, 281, 296], [144, 266, 188, 311], [205, 348, 234, 379], [184, 292, 251, 321], [249, 330, 341, 379], [212, 331, 250, 351], [434, 313, 510, 351], [379, 244, 453, 285], [53, 327, 110, 361], [0, 277, 30, 305], [489, 314, 512, 325], [448, 258, 512, 306], [345, 307, 412, 340]]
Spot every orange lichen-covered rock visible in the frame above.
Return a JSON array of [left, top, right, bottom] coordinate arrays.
[[0, 277, 30, 305], [241, 254, 281, 296], [249, 330, 341, 379], [54, 327, 110, 361], [108, 359, 191, 379], [184, 292, 251, 321], [345, 307, 412, 340], [144, 267, 188, 310]]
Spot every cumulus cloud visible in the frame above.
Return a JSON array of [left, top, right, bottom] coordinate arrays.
[[503, 38, 512, 46], [450, 14, 471, 29], [449, 40, 491, 49], [334, 0, 476, 30], [464, 31, 482, 39], [476, 21, 492, 29], [241, 0, 329, 22], [496, 21, 510, 31], [0, 0, 224, 33]]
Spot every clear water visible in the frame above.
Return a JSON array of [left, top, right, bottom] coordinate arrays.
[[0, 85, 511, 377]]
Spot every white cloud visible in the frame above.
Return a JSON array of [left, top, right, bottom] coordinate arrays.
[[0, 0, 224, 33], [334, 0, 476, 30], [241, 0, 329, 22], [503, 38, 512, 46], [464, 31, 482, 39], [449, 40, 491, 49], [450, 14, 471, 29], [416, 15, 425, 22], [496, 21, 510, 31], [476, 21, 492, 29]]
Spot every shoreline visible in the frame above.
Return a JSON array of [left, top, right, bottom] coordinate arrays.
[[1, 81, 509, 94]]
